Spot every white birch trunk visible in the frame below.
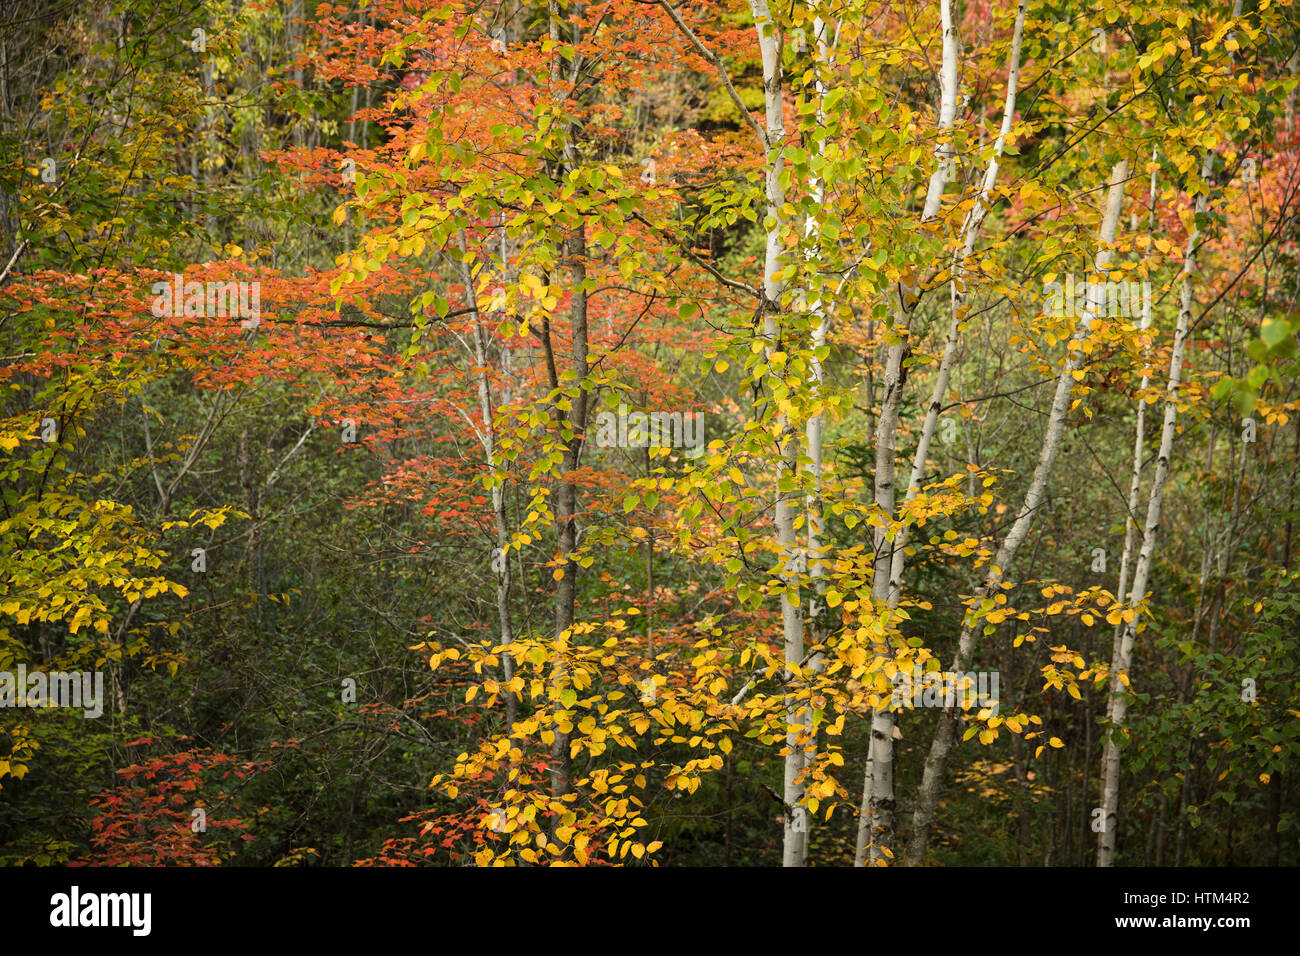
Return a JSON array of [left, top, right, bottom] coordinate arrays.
[[1101, 155, 1157, 846], [794, 14, 834, 867], [655, 0, 806, 865], [740, 0, 805, 868], [853, 0, 964, 867]]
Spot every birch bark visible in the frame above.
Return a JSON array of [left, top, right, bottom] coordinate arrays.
[[741, 0, 808, 868]]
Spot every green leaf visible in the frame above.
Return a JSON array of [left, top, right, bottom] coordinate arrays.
[[1261, 318, 1291, 348]]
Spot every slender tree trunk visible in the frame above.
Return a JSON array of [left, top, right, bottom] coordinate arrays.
[[645, 436, 655, 661], [239, 424, 264, 626], [738, 0, 806, 867], [853, 0, 966, 867], [461, 243, 517, 732], [856, 313, 907, 864], [289, 0, 303, 106], [793, 14, 834, 868], [1097, 149, 1213, 865], [546, 0, 590, 802], [1102, 154, 1158, 853]]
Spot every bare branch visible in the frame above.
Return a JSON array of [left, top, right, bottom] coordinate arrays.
[[655, 0, 769, 153]]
